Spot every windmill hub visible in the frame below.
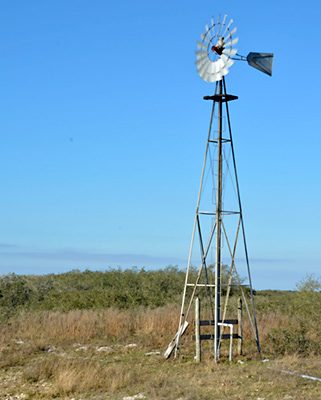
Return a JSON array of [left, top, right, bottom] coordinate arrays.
[[211, 45, 224, 56], [211, 36, 224, 56]]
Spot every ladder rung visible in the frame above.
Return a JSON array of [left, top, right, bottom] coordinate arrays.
[[186, 283, 250, 287], [198, 319, 238, 326], [186, 283, 216, 287], [192, 334, 240, 340]]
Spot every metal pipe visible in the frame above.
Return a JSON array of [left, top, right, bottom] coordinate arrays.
[[217, 322, 233, 362], [214, 79, 223, 362]]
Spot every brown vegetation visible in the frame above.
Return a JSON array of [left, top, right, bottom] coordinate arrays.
[[0, 302, 320, 399], [0, 271, 320, 398]]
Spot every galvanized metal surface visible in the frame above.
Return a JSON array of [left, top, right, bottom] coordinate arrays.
[[166, 77, 261, 362], [195, 15, 238, 82], [247, 52, 274, 76], [214, 79, 223, 362], [195, 298, 201, 363]]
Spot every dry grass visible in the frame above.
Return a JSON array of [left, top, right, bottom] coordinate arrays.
[[52, 359, 137, 395], [4, 305, 179, 345], [0, 306, 320, 399]]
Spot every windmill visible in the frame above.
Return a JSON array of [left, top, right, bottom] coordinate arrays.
[[164, 15, 273, 362]]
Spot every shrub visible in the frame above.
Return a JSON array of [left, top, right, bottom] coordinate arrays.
[[267, 327, 316, 356]]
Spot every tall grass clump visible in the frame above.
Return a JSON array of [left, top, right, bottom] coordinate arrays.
[[2, 305, 180, 346], [265, 274, 321, 356]]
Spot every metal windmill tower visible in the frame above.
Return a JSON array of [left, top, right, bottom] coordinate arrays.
[[165, 15, 273, 362]]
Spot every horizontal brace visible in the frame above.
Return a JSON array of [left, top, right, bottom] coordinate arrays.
[[221, 284, 250, 287], [197, 211, 240, 216], [186, 283, 215, 287], [198, 319, 238, 326], [208, 138, 231, 144], [192, 334, 240, 340]]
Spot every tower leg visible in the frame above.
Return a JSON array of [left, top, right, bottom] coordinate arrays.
[[214, 79, 223, 362]]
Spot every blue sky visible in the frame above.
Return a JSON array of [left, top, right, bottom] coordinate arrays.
[[0, 0, 320, 289]]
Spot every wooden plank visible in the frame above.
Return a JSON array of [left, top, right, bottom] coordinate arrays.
[[195, 298, 201, 363], [164, 320, 189, 359], [192, 333, 240, 340], [198, 319, 238, 326]]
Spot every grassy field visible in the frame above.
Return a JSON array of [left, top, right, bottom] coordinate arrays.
[[0, 269, 320, 399]]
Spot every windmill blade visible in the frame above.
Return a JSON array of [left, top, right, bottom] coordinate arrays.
[[224, 37, 239, 48], [220, 65, 229, 77], [214, 69, 223, 81], [216, 57, 224, 71], [197, 41, 207, 50], [211, 17, 215, 36], [208, 61, 217, 75], [216, 14, 221, 34], [205, 68, 222, 82], [200, 67, 212, 81], [195, 55, 208, 68], [198, 58, 211, 76], [201, 32, 210, 44], [222, 18, 233, 38], [223, 48, 237, 57], [221, 14, 227, 28], [226, 59, 234, 69], [221, 54, 234, 69], [195, 50, 207, 59], [206, 72, 217, 83], [221, 54, 228, 66], [199, 68, 206, 79], [224, 27, 237, 43], [247, 52, 274, 76], [205, 25, 213, 42], [218, 22, 223, 37], [205, 62, 214, 75], [195, 56, 208, 69], [195, 52, 207, 62], [204, 61, 219, 82]]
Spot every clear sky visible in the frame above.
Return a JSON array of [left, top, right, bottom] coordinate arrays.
[[0, 0, 320, 290]]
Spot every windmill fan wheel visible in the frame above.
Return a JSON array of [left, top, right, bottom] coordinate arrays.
[[195, 15, 238, 82]]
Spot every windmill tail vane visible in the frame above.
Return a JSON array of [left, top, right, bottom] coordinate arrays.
[[246, 52, 274, 76], [233, 52, 274, 76]]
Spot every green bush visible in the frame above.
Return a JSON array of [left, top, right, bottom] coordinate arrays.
[[0, 266, 186, 315], [266, 274, 321, 356], [267, 327, 318, 356], [0, 273, 33, 317], [294, 274, 321, 322], [0, 264, 247, 316]]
